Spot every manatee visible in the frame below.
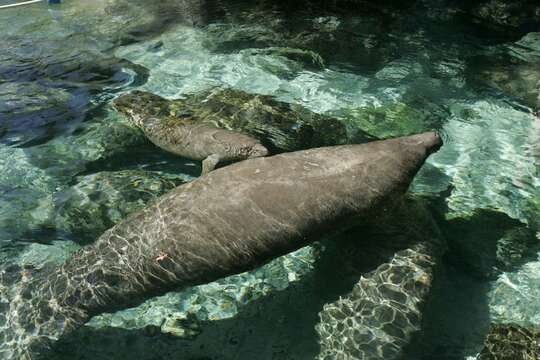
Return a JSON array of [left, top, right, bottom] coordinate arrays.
[[114, 91, 269, 174], [113, 88, 373, 156], [0, 132, 442, 359]]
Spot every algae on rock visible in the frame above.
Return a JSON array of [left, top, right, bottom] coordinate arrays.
[[478, 324, 540, 360], [340, 101, 438, 139], [54, 170, 186, 244]]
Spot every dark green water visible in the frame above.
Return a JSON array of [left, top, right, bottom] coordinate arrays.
[[0, 0, 538, 359]]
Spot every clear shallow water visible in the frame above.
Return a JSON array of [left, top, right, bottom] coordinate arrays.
[[0, 0, 538, 359]]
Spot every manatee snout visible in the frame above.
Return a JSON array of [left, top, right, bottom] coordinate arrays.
[[113, 92, 137, 113], [402, 131, 443, 155], [421, 132, 443, 154], [249, 142, 270, 158]]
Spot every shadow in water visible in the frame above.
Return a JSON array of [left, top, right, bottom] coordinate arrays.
[[52, 271, 324, 360], [403, 206, 539, 360], [403, 260, 492, 360]]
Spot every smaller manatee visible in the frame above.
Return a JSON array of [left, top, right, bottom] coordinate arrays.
[[113, 91, 269, 174]]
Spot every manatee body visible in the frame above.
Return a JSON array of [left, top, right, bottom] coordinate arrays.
[[0, 132, 441, 359], [114, 91, 269, 174]]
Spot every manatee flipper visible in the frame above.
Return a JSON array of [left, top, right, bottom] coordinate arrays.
[[201, 154, 221, 175]]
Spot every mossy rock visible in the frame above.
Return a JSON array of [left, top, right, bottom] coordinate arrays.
[[467, 54, 540, 111], [54, 170, 186, 244], [479, 324, 540, 360], [169, 88, 355, 151], [341, 101, 437, 139]]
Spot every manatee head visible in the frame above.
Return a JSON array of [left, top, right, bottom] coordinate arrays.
[[113, 91, 171, 128], [247, 142, 269, 158], [216, 132, 269, 161]]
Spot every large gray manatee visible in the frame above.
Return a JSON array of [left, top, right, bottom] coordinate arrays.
[[0, 132, 442, 359]]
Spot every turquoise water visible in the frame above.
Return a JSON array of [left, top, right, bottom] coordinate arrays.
[[0, 0, 538, 359]]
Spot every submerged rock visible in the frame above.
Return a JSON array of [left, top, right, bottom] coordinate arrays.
[[467, 33, 540, 111], [442, 209, 539, 280], [421, 98, 539, 233], [15, 241, 81, 269], [316, 197, 445, 360], [243, 47, 326, 70], [469, 0, 540, 32], [25, 108, 148, 180], [0, 145, 56, 242], [475, 60, 539, 110], [340, 100, 445, 139], [479, 324, 540, 360], [487, 235, 540, 328], [54, 170, 186, 244], [205, 3, 402, 73], [0, 39, 147, 147], [51, 0, 209, 49]]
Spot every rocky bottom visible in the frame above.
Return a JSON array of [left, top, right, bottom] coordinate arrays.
[[479, 324, 540, 360]]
